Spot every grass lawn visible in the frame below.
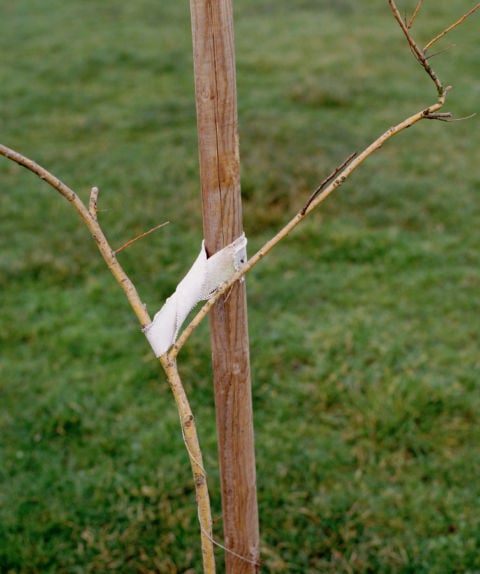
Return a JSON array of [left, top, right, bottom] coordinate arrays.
[[1, 1, 479, 572]]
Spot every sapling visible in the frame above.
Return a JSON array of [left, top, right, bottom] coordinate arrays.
[[1, 1, 478, 572]]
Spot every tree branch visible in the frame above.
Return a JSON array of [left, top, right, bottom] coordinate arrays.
[[0, 142, 216, 573], [88, 186, 99, 220], [424, 3, 480, 52], [301, 152, 357, 215], [388, 0, 445, 96], [168, 98, 449, 358], [407, 0, 423, 29], [0, 144, 150, 327]]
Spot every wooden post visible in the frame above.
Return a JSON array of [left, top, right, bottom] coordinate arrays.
[[189, 0, 260, 572]]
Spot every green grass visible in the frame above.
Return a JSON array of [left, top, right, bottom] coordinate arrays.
[[1, 0, 479, 572]]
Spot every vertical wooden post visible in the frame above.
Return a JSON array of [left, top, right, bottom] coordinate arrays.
[[189, 0, 260, 572]]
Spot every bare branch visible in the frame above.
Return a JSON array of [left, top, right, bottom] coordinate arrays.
[[407, 0, 423, 29], [0, 141, 216, 571], [0, 144, 78, 205], [0, 143, 151, 328], [424, 3, 480, 52], [425, 44, 455, 61], [115, 221, 169, 254], [169, 95, 452, 358], [301, 152, 357, 215], [161, 357, 216, 573], [388, 0, 444, 96]]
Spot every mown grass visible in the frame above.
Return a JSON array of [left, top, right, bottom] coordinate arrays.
[[1, 1, 479, 572]]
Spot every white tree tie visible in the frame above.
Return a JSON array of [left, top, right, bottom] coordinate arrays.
[[143, 233, 247, 356]]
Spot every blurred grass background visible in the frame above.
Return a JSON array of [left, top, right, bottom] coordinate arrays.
[[1, 1, 479, 572]]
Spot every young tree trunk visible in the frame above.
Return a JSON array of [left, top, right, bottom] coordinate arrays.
[[189, 0, 260, 571]]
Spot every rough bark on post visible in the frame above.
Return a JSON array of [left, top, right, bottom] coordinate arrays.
[[189, 0, 260, 571]]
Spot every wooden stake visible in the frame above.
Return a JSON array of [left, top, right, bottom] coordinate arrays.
[[189, 0, 260, 571]]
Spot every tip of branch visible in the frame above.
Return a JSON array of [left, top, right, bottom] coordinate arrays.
[[424, 3, 480, 53], [443, 112, 477, 123]]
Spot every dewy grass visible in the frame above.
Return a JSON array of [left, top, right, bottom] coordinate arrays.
[[1, 0, 480, 572]]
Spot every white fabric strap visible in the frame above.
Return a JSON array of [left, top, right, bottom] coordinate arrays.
[[143, 233, 247, 357]]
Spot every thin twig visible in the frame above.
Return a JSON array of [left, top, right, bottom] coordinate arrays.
[[425, 44, 455, 61], [429, 112, 476, 123], [301, 151, 357, 215], [423, 112, 452, 121], [115, 221, 169, 254], [424, 3, 480, 52], [388, 0, 444, 96], [407, 0, 423, 29]]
